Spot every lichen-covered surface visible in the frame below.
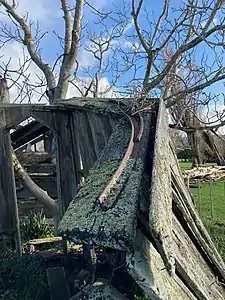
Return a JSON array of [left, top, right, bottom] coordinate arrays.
[[58, 120, 145, 250], [58, 97, 131, 117]]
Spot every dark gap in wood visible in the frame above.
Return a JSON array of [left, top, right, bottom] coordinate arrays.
[[137, 217, 158, 251], [143, 112, 157, 180], [172, 197, 224, 283], [175, 263, 201, 300]]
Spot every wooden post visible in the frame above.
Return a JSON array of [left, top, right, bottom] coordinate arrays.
[[54, 111, 78, 214], [197, 181, 201, 215], [0, 129, 22, 257], [209, 181, 214, 219]]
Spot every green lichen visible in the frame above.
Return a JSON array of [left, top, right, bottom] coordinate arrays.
[[59, 98, 131, 117], [58, 119, 146, 250]]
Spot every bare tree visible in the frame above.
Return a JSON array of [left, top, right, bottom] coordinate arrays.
[[129, 0, 225, 102], [0, 1, 225, 178], [0, 0, 84, 227], [0, 0, 83, 103]]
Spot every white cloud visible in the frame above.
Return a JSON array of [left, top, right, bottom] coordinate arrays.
[[67, 76, 116, 99], [0, 0, 55, 22], [0, 42, 48, 104]]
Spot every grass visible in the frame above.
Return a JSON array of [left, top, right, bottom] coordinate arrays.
[[179, 160, 217, 170], [179, 161, 225, 261]]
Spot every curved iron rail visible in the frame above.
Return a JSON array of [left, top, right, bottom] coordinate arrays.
[[98, 108, 144, 205]]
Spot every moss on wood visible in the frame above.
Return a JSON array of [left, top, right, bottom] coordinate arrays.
[[58, 120, 145, 250], [58, 98, 130, 117]]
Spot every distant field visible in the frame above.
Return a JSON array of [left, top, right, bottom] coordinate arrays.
[[179, 160, 225, 261], [179, 160, 217, 170]]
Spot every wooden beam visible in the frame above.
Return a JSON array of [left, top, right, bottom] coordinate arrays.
[[54, 111, 78, 213], [74, 111, 97, 177], [0, 129, 21, 257], [149, 99, 174, 275], [32, 110, 56, 131]]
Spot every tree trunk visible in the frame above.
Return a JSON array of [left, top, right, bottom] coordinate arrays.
[[187, 131, 203, 168], [11, 147, 60, 225]]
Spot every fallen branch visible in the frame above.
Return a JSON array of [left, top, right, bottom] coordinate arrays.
[[183, 166, 225, 182]]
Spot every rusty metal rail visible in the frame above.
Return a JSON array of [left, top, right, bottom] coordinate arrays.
[[99, 109, 144, 205]]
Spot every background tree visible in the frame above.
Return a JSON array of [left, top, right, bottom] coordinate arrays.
[[0, 0, 224, 200]]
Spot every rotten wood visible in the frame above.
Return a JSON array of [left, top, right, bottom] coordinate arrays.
[[16, 151, 52, 165]]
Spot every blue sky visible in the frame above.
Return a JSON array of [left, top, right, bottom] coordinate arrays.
[[0, 0, 224, 107]]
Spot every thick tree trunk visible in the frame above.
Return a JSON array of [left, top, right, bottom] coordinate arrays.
[[202, 131, 225, 166], [187, 131, 203, 168]]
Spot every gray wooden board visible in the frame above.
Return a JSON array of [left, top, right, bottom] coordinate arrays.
[[0, 105, 33, 129], [149, 99, 174, 274], [47, 267, 70, 300], [75, 111, 97, 176], [173, 215, 225, 299], [86, 113, 112, 158], [126, 230, 197, 300], [0, 129, 21, 256], [54, 111, 78, 213], [32, 110, 56, 131], [170, 142, 225, 280], [0, 130, 16, 232]]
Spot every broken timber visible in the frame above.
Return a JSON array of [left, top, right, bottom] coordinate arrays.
[[59, 98, 225, 299], [0, 98, 225, 298]]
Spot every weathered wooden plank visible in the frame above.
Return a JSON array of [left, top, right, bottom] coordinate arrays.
[[0, 129, 21, 256], [47, 267, 70, 300], [16, 152, 52, 165], [86, 113, 112, 158], [170, 142, 225, 280], [70, 112, 82, 184], [54, 111, 78, 213], [0, 105, 32, 129], [173, 215, 225, 300], [126, 230, 197, 300], [75, 111, 97, 177], [32, 110, 56, 131], [149, 99, 174, 274]]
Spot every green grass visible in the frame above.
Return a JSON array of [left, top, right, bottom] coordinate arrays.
[[179, 160, 217, 170], [179, 161, 193, 170], [179, 161, 225, 261]]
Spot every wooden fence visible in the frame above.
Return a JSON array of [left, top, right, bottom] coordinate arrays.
[[188, 180, 225, 220]]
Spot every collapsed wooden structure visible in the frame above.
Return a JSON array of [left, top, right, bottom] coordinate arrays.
[[0, 98, 225, 299]]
